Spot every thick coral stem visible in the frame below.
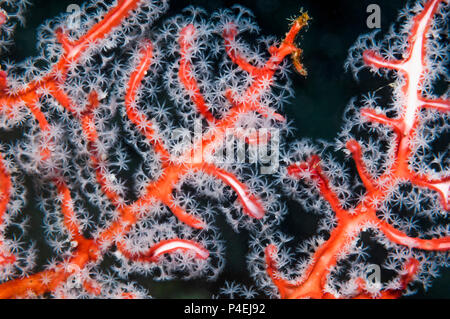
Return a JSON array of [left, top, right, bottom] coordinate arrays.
[[267, 0, 449, 299]]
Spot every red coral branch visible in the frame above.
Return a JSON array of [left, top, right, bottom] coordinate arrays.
[[178, 24, 216, 123], [0, 0, 308, 298], [266, 0, 449, 299], [117, 238, 209, 263]]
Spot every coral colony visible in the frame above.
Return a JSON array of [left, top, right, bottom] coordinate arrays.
[[0, 0, 448, 298]]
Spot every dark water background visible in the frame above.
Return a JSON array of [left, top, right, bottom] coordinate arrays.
[[7, 0, 449, 298]]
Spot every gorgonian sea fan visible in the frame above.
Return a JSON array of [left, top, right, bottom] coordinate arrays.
[[0, 0, 448, 299], [0, 0, 306, 298], [251, 0, 449, 298]]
